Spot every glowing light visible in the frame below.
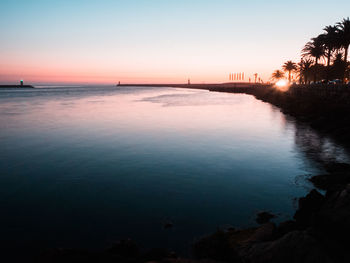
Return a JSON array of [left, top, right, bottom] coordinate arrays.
[[274, 79, 290, 92], [275, 79, 287, 87]]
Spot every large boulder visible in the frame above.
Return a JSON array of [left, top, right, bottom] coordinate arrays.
[[294, 189, 324, 227], [317, 184, 350, 243]]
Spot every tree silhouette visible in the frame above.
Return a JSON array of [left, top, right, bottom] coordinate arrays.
[[320, 25, 339, 81], [298, 59, 313, 84], [302, 36, 325, 65], [337, 17, 350, 81], [302, 36, 325, 82], [273, 17, 350, 85], [282, 61, 298, 82], [271, 70, 285, 81]]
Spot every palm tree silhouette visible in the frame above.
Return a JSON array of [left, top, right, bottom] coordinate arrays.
[[337, 17, 350, 81], [320, 25, 339, 81], [298, 59, 313, 84], [302, 36, 325, 82], [271, 70, 285, 81], [302, 36, 325, 66], [282, 61, 298, 82]]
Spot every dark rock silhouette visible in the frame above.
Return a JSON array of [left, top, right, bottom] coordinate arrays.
[[256, 212, 276, 224]]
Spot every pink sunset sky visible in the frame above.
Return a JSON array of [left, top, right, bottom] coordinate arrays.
[[1, 0, 349, 85]]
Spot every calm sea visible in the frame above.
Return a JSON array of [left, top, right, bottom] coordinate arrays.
[[0, 86, 348, 255]]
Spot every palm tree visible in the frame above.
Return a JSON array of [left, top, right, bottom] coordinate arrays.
[[282, 61, 298, 82], [271, 70, 285, 81], [320, 25, 339, 81], [302, 36, 325, 65], [337, 17, 350, 81], [332, 53, 346, 80], [298, 59, 313, 84]]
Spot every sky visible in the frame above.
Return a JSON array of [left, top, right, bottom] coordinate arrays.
[[1, 0, 350, 85]]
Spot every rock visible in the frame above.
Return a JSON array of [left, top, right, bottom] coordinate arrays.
[[275, 220, 297, 239], [310, 173, 350, 191], [246, 223, 275, 243], [193, 230, 241, 262], [158, 259, 224, 263], [324, 163, 350, 174], [107, 239, 140, 257], [294, 189, 324, 227], [256, 212, 276, 224], [227, 228, 259, 246], [144, 248, 177, 261], [238, 230, 334, 263], [163, 220, 174, 229], [317, 184, 350, 243]]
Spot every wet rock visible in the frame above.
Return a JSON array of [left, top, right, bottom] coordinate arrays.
[[310, 172, 350, 191], [256, 212, 276, 224], [324, 163, 350, 174], [294, 189, 324, 227]]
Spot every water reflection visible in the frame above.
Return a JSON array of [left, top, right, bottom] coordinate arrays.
[[294, 122, 350, 168]]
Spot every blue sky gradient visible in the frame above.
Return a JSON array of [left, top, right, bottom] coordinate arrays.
[[1, 0, 349, 84]]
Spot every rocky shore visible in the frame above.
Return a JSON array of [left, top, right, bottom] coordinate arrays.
[[192, 162, 350, 263]]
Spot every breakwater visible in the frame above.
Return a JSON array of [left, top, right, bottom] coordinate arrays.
[[0, 85, 35, 89]]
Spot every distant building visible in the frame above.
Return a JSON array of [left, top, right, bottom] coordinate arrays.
[[20, 80, 23, 86], [188, 79, 191, 85]]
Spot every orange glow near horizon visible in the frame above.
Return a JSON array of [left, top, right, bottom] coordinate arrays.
[[0, 64, 268, 85], [0, 39, 292, 85], [275, 79, 290, 92]]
